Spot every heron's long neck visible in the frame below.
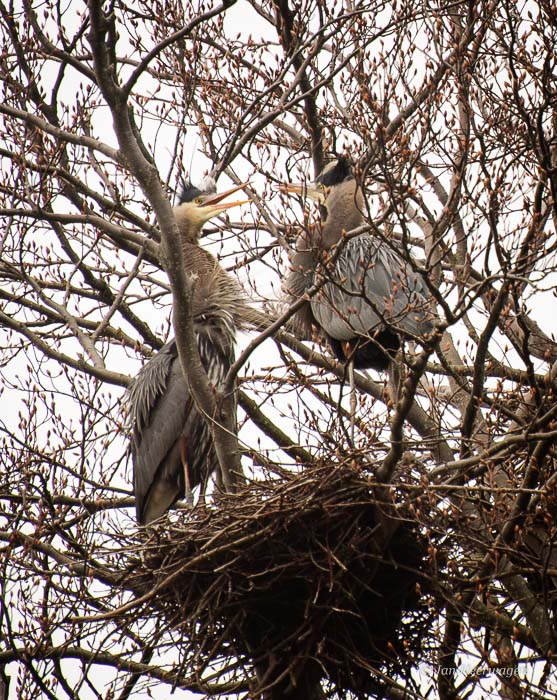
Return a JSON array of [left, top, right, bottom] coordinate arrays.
[[181, 240, 215, 277], [289, 181, 365, 280], [177, 216, 203, 245], [321, 180, 364, 247], [180, 241, 258, 332]]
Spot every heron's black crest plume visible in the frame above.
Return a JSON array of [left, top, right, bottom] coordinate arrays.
[[178, 176, 217, 204], [317, 156, 353, 187]]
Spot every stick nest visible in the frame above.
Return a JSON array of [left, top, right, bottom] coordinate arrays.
[[124, 461, 438, 697]]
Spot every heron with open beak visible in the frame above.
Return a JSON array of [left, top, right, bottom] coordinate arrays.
[[128, 179, 255, 525]]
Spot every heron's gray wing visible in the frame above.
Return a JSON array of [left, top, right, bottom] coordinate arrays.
[[312, 236, 433, 340], [362, 241, 433, 336], [128, 340, 188, 523]]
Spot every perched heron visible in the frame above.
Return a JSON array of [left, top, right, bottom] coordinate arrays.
[[283, 157, 434, 372], [128, 179, 254, 525]]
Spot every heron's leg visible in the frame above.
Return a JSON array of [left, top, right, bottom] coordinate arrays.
[[348, 359, 356, 442], [387, 358, 402, 406], [341, 341, 357, 442], [180, 438, 193, 505]]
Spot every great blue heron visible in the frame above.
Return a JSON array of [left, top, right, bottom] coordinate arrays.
[[283, 157, 434, 372], [128, 179, 253, 525]]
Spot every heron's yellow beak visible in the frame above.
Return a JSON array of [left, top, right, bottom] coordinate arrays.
[[200, 182, 251, 212], [279, 182, 324, 203]]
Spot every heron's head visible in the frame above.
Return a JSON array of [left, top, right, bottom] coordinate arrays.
[[280, 156, 353, 204], [174, 178, 251, 241]]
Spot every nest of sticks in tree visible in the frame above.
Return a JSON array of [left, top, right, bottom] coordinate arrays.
[[124, 460, 438, 698]]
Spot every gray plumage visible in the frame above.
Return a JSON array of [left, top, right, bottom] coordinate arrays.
[[128, 180, 254, 524], [284, 157, 433, 369]]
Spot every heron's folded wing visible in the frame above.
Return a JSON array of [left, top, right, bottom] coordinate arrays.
[[129, 341, 189, 523], [315, 237, 433, 338]]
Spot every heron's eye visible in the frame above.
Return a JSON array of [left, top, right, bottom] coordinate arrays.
[[195, 197, 204, 204]]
